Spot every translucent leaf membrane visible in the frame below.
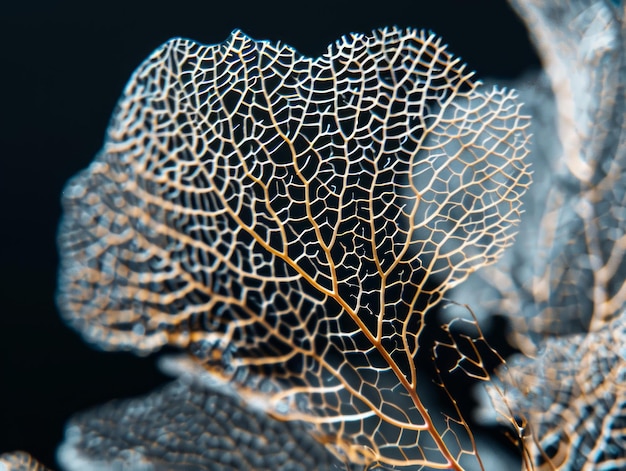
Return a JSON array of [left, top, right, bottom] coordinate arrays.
[[57, 28, 530, 469]]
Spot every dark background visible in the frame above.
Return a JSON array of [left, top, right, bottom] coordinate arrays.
[[0, 1, 539, 468]]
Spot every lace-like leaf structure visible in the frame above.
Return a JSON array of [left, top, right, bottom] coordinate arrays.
[[57, 28, 530, 469]]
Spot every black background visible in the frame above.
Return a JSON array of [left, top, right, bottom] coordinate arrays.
[[0, 1, 539, 468]]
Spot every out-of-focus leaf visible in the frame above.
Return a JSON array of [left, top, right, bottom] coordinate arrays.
[[0, 452, 51, 471], [472, 1, 626, 468], [57, 359, 349, 471]]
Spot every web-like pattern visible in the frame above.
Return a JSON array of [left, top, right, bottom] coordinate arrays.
[[57, 28, 530, 469]]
